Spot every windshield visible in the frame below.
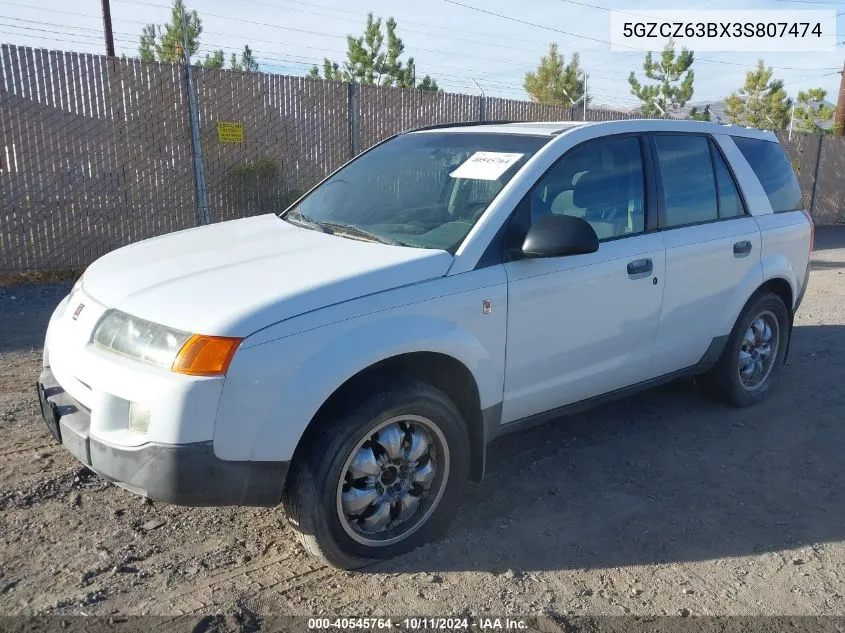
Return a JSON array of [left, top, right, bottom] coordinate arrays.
[[282, 132, 550, 251]]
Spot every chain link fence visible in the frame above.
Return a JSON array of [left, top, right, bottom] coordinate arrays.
[[192, 69, 350, 224], [1, 43, 844, 273]]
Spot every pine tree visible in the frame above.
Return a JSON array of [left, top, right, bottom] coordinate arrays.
[[629, 39, 695, 118], [724, 60, 791, 130], [690, 105, 711, 121], [416, 75, 439, 92], [137, 0, 255, 72], [309, 59, 343, 81], [310, 13, 438, 91], [524, 44, 586, 106], [149, 0, 201, 64], [792, 88, 835, 134], [230, 45, 259, 72], [201, 50, 224, 69], [139, 24, 157, 63]]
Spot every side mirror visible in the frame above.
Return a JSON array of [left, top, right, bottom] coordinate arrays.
[[516, 214, 599, 259]]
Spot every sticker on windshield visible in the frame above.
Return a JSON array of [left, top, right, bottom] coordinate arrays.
[[449, 152, 524, 181]]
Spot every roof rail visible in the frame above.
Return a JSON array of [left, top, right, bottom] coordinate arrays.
[[404, 120, 515, 133]]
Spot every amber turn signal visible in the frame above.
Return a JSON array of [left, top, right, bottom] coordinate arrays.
[[172, 334, 242, 376]]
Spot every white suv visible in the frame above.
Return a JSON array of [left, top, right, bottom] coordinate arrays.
[[38, 119, 813, 568]]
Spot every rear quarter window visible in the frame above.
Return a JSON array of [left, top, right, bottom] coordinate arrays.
[[731, 136, 802, 213]]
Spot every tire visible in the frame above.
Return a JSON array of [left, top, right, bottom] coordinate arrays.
[[700, 291, 789, 408], [282, 377, 470, 569]]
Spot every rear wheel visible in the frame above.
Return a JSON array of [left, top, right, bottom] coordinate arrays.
[[282, 378, 469, 569], [701, 291, 789, 407]]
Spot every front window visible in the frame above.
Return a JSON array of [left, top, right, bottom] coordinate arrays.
[[528, 135, 645, 241], [282, 132, 550, 251]]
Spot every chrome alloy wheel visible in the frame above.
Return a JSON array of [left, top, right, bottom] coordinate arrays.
[[336, 415, 449, 546], [737, 310, 779, 391]]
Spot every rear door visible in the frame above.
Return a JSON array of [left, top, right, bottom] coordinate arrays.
[[730, 135, 812, 307], [647, 133, 762, 378]]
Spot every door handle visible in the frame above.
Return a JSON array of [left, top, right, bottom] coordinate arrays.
[[627, 258, 653, 276], [733, 240, 752, 256]]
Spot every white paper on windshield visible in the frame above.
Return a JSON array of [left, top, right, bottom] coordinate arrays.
[[449, 152, 524, 181]]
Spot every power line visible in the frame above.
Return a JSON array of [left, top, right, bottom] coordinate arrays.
[[240, 0, 652, 81], [113, 0, 841, 72], [121, 0, 845, 99], [0, 14, 531, 85], [114, 0, 845, 82], [246, 0, 757, 87], [0, 27, 831, 105], [0, 21, 113, 42], [551, 0, 759, 75], [249, 0, 555, 48], [442, 0, 840, 71], [4, 0, 840, 103], [112, 0, 525, 68], [235, 0, 546, 56], [9, 0, 839, 81], [0, 29, 113, 48], [0, 0, 595, 75], [556, 0, 641, 17], [109, 0, 584, 75], [8, 0, 841, 71], [245, 0, 743, 84], [1, 4, 563, 87], [0, 21, 531, 96], [0, 11, 518, 82], [0, 1, 101, 20]]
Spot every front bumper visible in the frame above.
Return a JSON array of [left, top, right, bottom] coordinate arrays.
[[38, 367, 288, 506]]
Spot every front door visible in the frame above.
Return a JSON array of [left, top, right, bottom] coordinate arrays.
[[501, 134, 666, 425]]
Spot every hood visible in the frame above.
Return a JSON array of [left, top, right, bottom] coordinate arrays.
[[82, 214, 453, 336]]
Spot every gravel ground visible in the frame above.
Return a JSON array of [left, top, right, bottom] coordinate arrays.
[[1, 227, 844, 621]]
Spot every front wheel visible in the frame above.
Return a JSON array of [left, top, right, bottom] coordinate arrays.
[[701, 291, 789, 407], [283, 378, 470, 569]]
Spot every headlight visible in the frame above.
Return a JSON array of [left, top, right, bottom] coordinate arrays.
[[92, 310, 242, 376], [93, 310, 192, 369]]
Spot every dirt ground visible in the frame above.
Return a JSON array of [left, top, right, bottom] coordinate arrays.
[[1, 228, 844, 621]]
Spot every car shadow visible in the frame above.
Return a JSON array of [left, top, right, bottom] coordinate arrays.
[[368, 323, 845, 573], [810, 260, 845, 271], [811, 225, 845, 253], [0, 283, 71, 354]]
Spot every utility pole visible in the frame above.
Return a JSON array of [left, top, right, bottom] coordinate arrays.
[[835, 60, 845, 136], [101, 0, 116, 57]]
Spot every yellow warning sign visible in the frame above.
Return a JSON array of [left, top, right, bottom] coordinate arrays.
[[217, 122, 244, 144]]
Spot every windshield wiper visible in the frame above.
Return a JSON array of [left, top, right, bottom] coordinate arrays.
[[317, 222, 404, 246], [282, 211, 326, 232]]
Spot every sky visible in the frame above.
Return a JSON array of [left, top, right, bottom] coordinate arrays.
[[1, 0, 843, 110]]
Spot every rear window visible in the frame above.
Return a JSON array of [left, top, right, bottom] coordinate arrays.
[[732, 136, 802, 213]]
